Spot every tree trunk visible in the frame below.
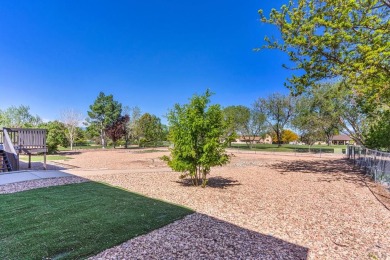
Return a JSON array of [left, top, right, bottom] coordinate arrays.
[[277, 133, 282, 147], [100, 128, 105, 149], [124, 136, 128, 149], [201, 170, 207, 188], [194, 172, 198, 186]]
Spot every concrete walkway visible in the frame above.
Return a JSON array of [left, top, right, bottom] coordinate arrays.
[[0, 168, 174, 186], [0, 171, 72, 185]]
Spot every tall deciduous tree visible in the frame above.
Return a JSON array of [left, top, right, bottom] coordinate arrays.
[[223, 106, 250, 139], [258, 0, 390, 149], [255, 93, 295, 147], [123, 106, 141, 148], [336, 86, 369, 145], [87, 92, 122, 148], [223, 105, 267, 148], [0, 105, 42, 128], [137, 113, 163, 147], [241, 108, 267, 149], [163, 90, 230, 187], [293, 83, 369, 145], [61, 109, 83, 150], [293, 84, 341, 145], [258, 0, 390, 109], [292, 95, 326, 145]]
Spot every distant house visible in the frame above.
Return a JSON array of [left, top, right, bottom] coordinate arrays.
[[289, 141, 305, 145], [331, 134, 352, 145], [234, 135, 272, 144]]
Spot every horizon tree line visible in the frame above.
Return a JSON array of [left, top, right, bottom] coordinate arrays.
[[0, 83, 387, 152]]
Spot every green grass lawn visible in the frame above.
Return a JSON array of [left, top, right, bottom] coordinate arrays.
[[19, 155, 72, 162], [0, 182, 193, 259], [230, 143, 347, 153]]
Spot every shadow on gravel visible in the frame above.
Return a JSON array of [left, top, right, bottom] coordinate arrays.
[[176, 176, 241, 189], [60, 151, 82, 156], [19, 161, 79, 171], [272, 158, 357, 174], [271, 159, 367, 187], [185, 213, 308, 259], [271, 158, 390, 211], [95, 212, 309, 259]]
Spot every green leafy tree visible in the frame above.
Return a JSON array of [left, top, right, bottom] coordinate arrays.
[[293, 84, 341, 145], [293, 82, 371, 145], [255, 93, 295, 147], [258, 0, 390, 109], [223, 105, 252, 146], [160, 124, 169, 142], [336, 86, 370, 145], [85, 124, 100, 144], [39, 121, 68, 153], [258, 1, 390, 149], [87, 92, 122, 148], [241, 108, 267, 149], [365, 111, 390, 151], [75, 127, 88, 146], [0, 105, 42, 128], [137, 113, 163, 147], [163, 90, 230, 187], [292, 96, 325, 146]]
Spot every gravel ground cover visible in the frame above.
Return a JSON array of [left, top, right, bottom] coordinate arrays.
[[3, 149, 390, 259], [0, 176, 88, 194]]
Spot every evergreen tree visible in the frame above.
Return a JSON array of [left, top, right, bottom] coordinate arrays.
[[87, 92, 122, 148]]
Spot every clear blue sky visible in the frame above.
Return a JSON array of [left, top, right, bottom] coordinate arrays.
[[0, 0, 293, 124]]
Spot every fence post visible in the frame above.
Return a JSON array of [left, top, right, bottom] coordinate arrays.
[[374, 158, 377, 182], [363, 148, 366, 166]]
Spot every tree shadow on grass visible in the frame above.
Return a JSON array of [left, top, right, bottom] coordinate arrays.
[[175, 176, 241, 189]]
